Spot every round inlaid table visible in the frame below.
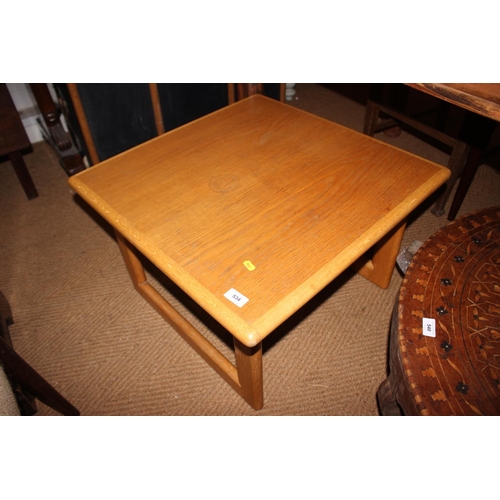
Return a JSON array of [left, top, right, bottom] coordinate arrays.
[[378, 206, 500, 416]]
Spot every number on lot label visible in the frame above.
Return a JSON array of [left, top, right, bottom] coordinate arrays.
[[422, 318, 436, 337], [224, 288, 249, 307]]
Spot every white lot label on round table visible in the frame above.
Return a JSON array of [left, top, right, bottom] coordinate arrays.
[[224, 288, 249, 307], [423, 317, 436, 337]]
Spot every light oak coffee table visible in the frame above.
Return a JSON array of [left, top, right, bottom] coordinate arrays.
[[69, 95, 450, 410]]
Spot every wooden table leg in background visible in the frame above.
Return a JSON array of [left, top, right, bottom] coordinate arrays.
[[352, 220, 407, 289], [447, 113, 497, 221], [0, 83, 39, 200], [8, 150, 38, 200]]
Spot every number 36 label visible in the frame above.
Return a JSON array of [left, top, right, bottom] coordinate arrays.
[[224, 288, 249, 307]]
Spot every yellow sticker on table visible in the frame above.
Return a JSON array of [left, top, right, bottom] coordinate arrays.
[[243, 260, 256, 271]]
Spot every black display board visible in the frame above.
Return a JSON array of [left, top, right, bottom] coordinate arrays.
[[55, 83, 283, 165], [157, 83, 229, 131], [74, 83, 157, 162]]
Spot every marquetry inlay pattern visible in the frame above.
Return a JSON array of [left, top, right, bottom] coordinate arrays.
[[394, 207, 500, 415]]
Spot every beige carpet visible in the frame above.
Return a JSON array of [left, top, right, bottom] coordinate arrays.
[[1, 83, 499, 415]]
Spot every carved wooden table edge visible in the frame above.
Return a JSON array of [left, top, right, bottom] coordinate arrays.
[[405, 83, 500, 123], [378, 206, 500, 416]]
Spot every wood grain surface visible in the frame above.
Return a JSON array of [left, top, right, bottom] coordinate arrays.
[[406, 83, 500, 122], [69, 95, 450, 347]]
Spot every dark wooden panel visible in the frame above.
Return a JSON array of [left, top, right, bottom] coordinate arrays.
[[75, 83, 157, 162], [56, 84, 284, 167], [157, 84, 283, 132]]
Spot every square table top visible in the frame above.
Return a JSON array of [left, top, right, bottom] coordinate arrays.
[[69, 95, 450, 347]]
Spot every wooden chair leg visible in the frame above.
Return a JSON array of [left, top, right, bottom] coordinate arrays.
[[8, 151, 38, 200], [363, 84, 385, 136], [364, 84, 410, 138], [0, 294, 35, 414], [446, 112, 496, 221], [447, 147, 482, 221], [0, 337, 79, 416], [0, 291, 13, 346], [363, 100, 380, 136], [1, 290, 78, 415], [431, 140, 470, 217]]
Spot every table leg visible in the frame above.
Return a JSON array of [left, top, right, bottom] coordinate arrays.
[[114, 230, 265, 409], [445, 112, 496, 221], [351, 220, 406, 289], [377, 374, 402, 416], [234, 338, 263, 410], [430, 140, 470, 217], [9, 151, 39, 200]]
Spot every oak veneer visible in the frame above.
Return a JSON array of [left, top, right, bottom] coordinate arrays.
[[69, 95, 450, 409]]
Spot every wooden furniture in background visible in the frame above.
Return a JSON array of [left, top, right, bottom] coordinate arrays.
[[58, 83, 284, 166], [364, 83, 470, 218], [0, 291, 79, 416], [29, 84, 86, 176], [407, 84, 500, 122], [68, 95, 450, 409], [407, 84, 500, 221], [378, 206, 500, 416], [365, 83, 499, 222], [0, 83, 38, 199]]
